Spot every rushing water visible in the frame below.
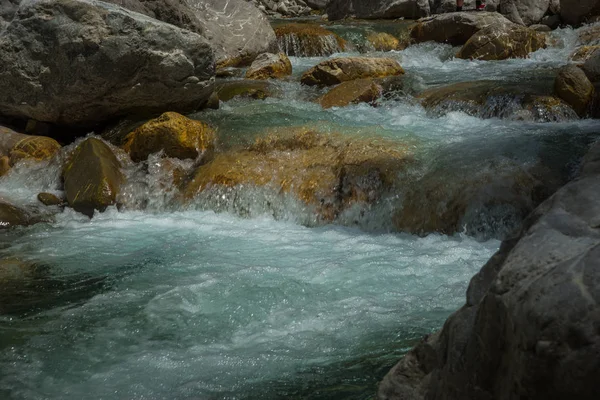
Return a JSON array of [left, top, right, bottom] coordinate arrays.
[[1, 20, 600, 400]]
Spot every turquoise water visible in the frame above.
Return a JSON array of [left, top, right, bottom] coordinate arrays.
[[1, 21, 600, 400]]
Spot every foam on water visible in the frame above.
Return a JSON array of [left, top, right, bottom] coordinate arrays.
[[0, 210, 498, 400]]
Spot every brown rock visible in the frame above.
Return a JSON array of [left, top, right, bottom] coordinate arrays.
[[122, 112, 215, 162], [554, 65, 595, 116], [0, 125, 61, 166], [457, 24, 547, 61], [37, 193, 63, 206], [366, 32, 403, 51], [410, 12, 515, 46], [245, 53, 293, 80], [275, 23, 346, 57], [63, 138, 125, 217], [183, 128, 412, 221], [301, 57, 404, 86], [0, 156, 10, 177], [0, 201, 30, 229], [571, 45, 600, 62], [318, 79, 383, 108]]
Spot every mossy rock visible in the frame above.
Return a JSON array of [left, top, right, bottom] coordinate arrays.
[[0, 201, 30, 229], [318, 79, 383, 109], [275, 23, 346, 57], [366, 32, 404, 52], [215, 80, 273, 101], [457, 24, 546, 61], [0, 124, 61, 166], [63, 138, 124, 217], [301, 57, 404, 86], [183, 128, 412, 221], [245, 53, 293, 80], [122, 112, 215, 162]]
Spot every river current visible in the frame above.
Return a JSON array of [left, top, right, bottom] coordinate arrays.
[[1, 19, 599, 400]]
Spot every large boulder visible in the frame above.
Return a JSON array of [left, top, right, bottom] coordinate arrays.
[[245, 53, 293, 80], [326, 0, 430, 20], [184, 128, 412, 222], [582, 47, 600, 82], [457, 24, 547, 60], [379, 141, 600, 400], [274, 23, 346, 57], [410, 12, 514, 46], [318, 79, 383, 108], [554, 65, 595, 116], [301, 57, 404, 86], [63, 138, 125, 217], [498, 0, 551, 26], [0, 0, 215, 128], [560, 0, 600, 26], [0, 125, 61, 166], [419, 80, 578, 121], [121, 112, 215, 162]]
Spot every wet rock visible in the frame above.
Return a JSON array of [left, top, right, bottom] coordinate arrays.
[[419, 80, 578, 121], [318, 79, 383, 108], [530, 23, 552, 31], [380, 141, 600, 400], [366, 32, 404, 51], [63, 138, 125, 217], [457, 24, 546, 60], [554, 65, 595, 116], [122, 112, 215, 162], [410, 12, 514, 46], [183, 128, 412, 221], [577, 23, 600, 46], [0, 156, 10, 176], [0, 200, 30, 228], [301, 57, 404, 86], [37, 193, 63, 206], [498, 0, 552, 26], [560, 0, 600, 26], [215, 80, 273, 102], [0, 0, 214, 128], [0, 125, 61, 166], [275, 23, 345, 57], [245, 53, 293, 80], [326, 0, 430, 21], [582, 47, 600, 82], [570, 45, 600, 62]]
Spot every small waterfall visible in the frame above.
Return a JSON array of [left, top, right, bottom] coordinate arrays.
[[277, 32, 345, 57]]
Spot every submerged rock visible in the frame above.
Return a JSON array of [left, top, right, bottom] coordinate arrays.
[[318, 79, 383, 108], [245, 53, 293, 80], [0, 125, 61, 166], [63, 138, 125, 217], [0, 200, 30, 228], [215, 80, 273, 102], [122, 112, 215, 162], [183, 128, 412, 221], [419, 80, 578, 121], [379, 141, 600, 400], [301, 57, 404, 86], [0, 0, 214, 128], [457, 24, 546, 60], [410, 12, 514, 46], [326, 0, 430, 21], [366, 32, 404, 51], [554, 65, 595, 116], [274, 23, 345, 57]]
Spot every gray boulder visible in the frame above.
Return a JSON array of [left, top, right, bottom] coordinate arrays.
[[306, 0, 329, 9], [582, 47, 600, 82], [498, 0, 551, 25], [560, 0, 600, 25], [327, 0, 430, 20], [0, 0, 214, 128], [378, 141, 600, 399]]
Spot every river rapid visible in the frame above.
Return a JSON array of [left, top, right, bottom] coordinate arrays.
[[0, 19, 599, 400]]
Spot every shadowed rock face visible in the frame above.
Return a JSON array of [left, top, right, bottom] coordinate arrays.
[[378, 142, 600, 400], [0, 0, 215, 128], [327, 0, 430, 21], [560, 0, 600, 26]]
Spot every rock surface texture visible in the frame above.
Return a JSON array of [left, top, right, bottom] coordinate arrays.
[[245, 53, 293, 80], [457, 23, 546, 60], [301, 57, 404, 86], [326, 0, 430, 20], [378, 141, 600, 400], [0, 0, 215, 128], [498, 0, 552, 26], [560, 0, 600, 26], [554, 65, 595, 116], [410, 11, 514, 46]]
